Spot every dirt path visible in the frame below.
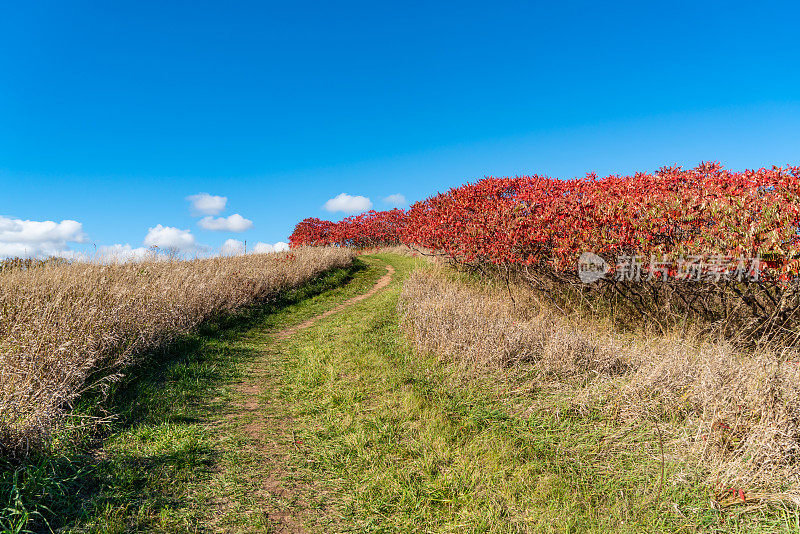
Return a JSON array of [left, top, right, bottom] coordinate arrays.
[[221, 261, 395, 532], [270, 263, 395, 339]]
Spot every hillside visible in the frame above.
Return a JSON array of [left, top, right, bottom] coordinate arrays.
[[4, 252, 798, 532]]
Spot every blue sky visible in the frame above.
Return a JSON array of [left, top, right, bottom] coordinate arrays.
[[1, 1, 799, 258]]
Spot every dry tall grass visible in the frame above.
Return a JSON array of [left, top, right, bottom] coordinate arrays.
[[359, 245, 423, 257], [0, 247, 355, 453], [398, 266, 800, 492]]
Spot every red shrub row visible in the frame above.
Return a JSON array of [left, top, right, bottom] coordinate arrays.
[[288, 217, 337, 247], [290, 163, 800, 341], [402, 162, 800, 279], [290, 163, 800, 278], [289, 209, 406, 249]]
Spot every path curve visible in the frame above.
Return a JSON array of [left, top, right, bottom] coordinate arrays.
[[270, 262, 395, 339], [223, 261, 396, 532]]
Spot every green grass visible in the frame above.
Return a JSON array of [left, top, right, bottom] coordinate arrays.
[[3, 253, 797, 533], [0, 258, 381, 533], [273, 253, 798, 533]]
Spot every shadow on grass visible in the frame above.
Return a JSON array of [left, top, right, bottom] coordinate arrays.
[[0, 260, 367, 534]]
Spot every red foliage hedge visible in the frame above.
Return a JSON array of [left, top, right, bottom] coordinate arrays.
[[290, 163, 800, 341], [289, 209, 406, 249], [291, 163, 800, 279]]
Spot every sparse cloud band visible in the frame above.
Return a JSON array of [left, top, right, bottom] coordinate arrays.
[[221, 239, 289, 255]]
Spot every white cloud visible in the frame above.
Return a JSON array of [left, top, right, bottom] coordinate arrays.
[[143, 224, 196, 251], [187, 193, 227, 215], [97, 244, 154, 262], [0, 216, 87, 258], [220, 240, 289, 256], [0, 216, 86, 244], [198, 213, 253, 232], [220, 239, 245, 255], [383, 193, 406, 207], [323, 193, 372, 214], [0, 242, 72, 259], [252, 241, 289, 254]]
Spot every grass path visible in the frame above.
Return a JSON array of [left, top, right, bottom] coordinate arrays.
[[220, 253, 795, 533], [270, 262, 395, 340], [212, 257, 396, 531], [13, 253, 796, 532]]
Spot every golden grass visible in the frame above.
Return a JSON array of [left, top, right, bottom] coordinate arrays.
[[0, 247, 355, 453], [398, 265, 800, 494]]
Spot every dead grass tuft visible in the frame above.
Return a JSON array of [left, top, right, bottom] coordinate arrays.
[[398, 266, 800, 492], [0, 247, 354, 453]]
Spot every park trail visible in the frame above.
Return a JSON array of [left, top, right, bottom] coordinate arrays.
[[224, 261, 395, 532]]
